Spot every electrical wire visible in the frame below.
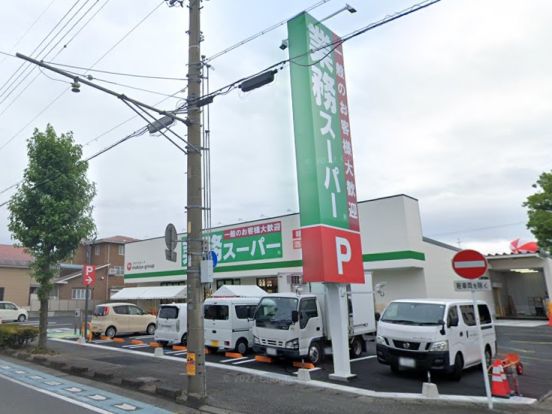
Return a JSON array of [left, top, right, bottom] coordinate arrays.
[[0, 0, 58, 66], [42, 61, 187, 81], [0, 0, 88, 102], [0, 126, 148, 208], [174, 0, 443, 114], [204, 0, 332, 63], [0, 0, 164, 154]]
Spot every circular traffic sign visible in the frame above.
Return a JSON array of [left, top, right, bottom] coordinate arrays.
[[452, 249, 488, 279]]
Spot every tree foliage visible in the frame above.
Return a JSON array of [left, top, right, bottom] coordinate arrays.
[[524, 171, 552, 254], [8, 124, 96, 347]]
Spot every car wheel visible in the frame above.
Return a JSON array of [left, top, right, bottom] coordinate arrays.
[[17, 314, 26, 322], [350, 336, 363, 358], [146, 323, 156, 335], [180, 333, 187, 345], [308, 342, 323, 365], [105, 326, 117, 338], [450, 353, 464, 381], [235, 338, 248, 355]]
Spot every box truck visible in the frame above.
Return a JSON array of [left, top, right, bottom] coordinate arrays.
[[252, 275, 376, 364]]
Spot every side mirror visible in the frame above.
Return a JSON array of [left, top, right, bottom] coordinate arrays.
[[375, 312, 381, 322], [438, 319, 446, 335], [291, 310, 299, 323]]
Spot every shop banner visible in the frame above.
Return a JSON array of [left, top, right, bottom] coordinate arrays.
[[288, 12, 363, 283], [181, 222, 283, 267]]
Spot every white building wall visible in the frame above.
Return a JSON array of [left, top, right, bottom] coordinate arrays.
[[372, 268, 427, 313]]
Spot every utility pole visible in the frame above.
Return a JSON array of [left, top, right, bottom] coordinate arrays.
[[185, 0, 206, 401]]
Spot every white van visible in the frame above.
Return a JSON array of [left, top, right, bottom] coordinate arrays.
[[376, 299, 496, 379], [204, 296, 261, 354], [154, 303, 187, 346]]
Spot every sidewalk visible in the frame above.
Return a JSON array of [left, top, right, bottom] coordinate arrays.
[[2, 339, 552, 414]]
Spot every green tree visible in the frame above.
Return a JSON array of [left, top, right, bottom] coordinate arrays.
[[8, 125, 96, 349], [524, 171, 552, 255]]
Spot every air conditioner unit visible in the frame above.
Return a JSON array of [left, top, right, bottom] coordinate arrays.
[[108, 268, 116, 275]]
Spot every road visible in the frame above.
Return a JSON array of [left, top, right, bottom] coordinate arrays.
[[0, 356, 184, 414]]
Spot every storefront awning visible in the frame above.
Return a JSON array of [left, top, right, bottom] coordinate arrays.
[[110, 286, 186, 300], [212, 285, 266, 297]]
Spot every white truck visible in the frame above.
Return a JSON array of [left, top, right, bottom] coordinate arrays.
[[252, 276, 376, 364]]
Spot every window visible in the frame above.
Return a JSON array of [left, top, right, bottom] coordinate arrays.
[[299, 298, 318, 329], [110, 266, 124, 275], [216, 279, 240, 289], [235, 305, 257, 319], [94, 245, 100, 256], [460, 305, 476, 326], [118, 245, 124, 256], [128, 306, 144, 315], [478, 304, 492, 324], [204, 305, 229, 320], [256, 277, 278, 293], [113, 305, 129, 315], [5, 303, 17, 310], [94, 305, 109, 316], [0, 303, 5, 310], [290, 275, 303, 286], [447, 306, 459, 327], [159, 306, 179, 319], [72, 289, 91, 300], [0, 288, 4, 301]]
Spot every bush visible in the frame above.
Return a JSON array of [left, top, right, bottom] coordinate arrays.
[[0, 324, 39, 348]]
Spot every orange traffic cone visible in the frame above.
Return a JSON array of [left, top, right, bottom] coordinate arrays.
[[491, 360, 511, 398], [547, 302, 552, 327]]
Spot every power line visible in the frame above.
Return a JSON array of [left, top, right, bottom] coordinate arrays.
[[0, 0, 58, 66], [175, 0, 443, 115], [0, 0, 163, 154], [0, 0, 99, 115], [204, 0, 332, 63], [42, 62, 187, 81], [0, 126, 148, 208]]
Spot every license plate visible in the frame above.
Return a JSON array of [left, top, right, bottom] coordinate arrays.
[[266, 347, 277, 356], [399, 357, 415, 368], [210, 340, 219, 347]]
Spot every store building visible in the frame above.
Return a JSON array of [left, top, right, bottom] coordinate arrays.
[[0, 244, 35, 306], [124, 194, 552, 318]]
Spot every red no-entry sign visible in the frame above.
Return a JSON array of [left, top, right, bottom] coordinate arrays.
[[452, 249, 488, 279]]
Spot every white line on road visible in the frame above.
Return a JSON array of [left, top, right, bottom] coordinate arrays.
[[232, 358, 256, 365], [122, 345, 150, 349], [351, 355, 377, 362], [50, 338, 537, 406], [0, 372, 112, 414], [221, 356, 248, 363]]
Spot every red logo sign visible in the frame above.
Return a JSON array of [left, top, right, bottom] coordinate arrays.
[[301, 225, 364, 284], [452, 250, 488, 280], [126, 262, 132, 271], [83, 264, 96, 287]]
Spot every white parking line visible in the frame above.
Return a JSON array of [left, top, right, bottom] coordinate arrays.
[[129, 335, 154, 340], [165, 350, 187, 355], [351, 355, 377, 363], [122, 344, 150, 349], [232, 358, 256, 365], [50, 339, 538, 406], [292, 367, 321, 375], [221, 356, 248, 363]]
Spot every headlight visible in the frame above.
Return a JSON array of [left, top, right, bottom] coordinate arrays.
[[253, 336, 260, 344], [285, 338, 299, 349], [429, 340, 448, 352], [376, 335, 386, 345]]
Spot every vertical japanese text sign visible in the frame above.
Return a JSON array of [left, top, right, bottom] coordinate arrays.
[[287, 12, 363, 283]]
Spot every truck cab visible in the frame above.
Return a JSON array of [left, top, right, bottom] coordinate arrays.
[[252, 278, 375, 364]]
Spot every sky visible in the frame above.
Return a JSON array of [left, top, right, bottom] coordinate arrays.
[[0, 0, 549, 254]]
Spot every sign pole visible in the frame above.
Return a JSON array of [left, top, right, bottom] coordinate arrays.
[[84, 285, 89, 342], [471, 288, 493, 409]]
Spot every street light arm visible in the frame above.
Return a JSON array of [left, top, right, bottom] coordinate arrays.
[[15, 52, 190, 126]]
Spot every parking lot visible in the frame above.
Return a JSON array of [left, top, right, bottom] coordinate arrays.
[[47, 319, 552, 401]]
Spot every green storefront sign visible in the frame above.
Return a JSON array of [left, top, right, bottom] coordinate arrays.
[[181, 221, 283, 267]]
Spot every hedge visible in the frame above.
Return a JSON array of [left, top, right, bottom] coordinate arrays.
[[0, 324, 39, 348]]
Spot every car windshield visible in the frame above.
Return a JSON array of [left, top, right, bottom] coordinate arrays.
[[381, 302, 445, 325], [254, 297, 298, 329]]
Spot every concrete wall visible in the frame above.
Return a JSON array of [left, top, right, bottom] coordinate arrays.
[[372, 268, 428, 313], [0, 267, 32, 306]]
